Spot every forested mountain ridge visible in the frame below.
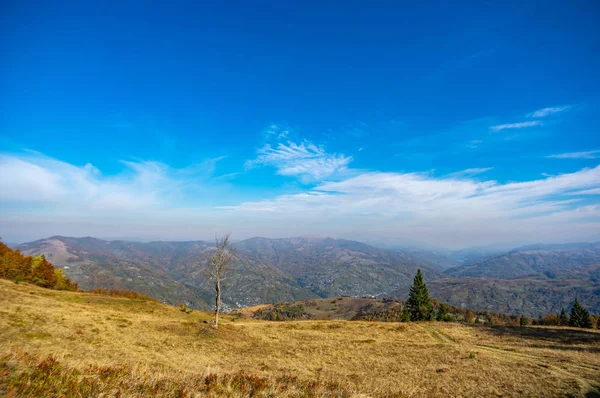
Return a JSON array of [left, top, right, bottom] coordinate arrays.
[[389, 275, 600, 316], [16, 236, 600, 316], [234, 236, 444, 297], [18, 235, 444, 309], [17, 236, 319, 309], [445, 242, 600, 279]]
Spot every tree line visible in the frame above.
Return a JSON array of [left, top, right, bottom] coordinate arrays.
[[527, 298, 595, 328], [404, 268, 597, 328], [0, 240, 157, 302], [3, 234, 597, 330], [0, 240, 78, 291], [208, 239, 599, 329]]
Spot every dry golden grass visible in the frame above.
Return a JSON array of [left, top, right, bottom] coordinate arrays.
[[1, 278, 599, 397]]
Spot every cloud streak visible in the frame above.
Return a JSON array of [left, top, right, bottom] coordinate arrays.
[[546, 149, 600, 159], [466, 139, 483, 149], [490, 121, 541, 131], [530, 105, 571, 118], [446, 167, 493, 178]]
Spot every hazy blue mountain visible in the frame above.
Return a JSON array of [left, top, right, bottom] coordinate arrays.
[[389, 271, 600, 317], [18, 236, 600, 316], [445, 242, 600, 279], [18, 235, 444, 308], [235, 236, 444, 297]]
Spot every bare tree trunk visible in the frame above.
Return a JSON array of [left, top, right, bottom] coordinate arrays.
[[214, 277, 221, 328], [208, 233, 234, 331]]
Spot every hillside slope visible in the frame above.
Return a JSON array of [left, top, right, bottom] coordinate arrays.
[[240, 296, 400, 321], [15, 237, 212, 309], [445, 242, 600, 279], [235, 236, 443, 297], [1, 279, 599, 397], [18, 236, 319, 309], [17, 236, 600, 317], [389, 275, 600, 316], [19, 235, 444, 308]]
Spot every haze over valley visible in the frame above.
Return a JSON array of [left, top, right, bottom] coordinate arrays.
[[15, 235, 600, 317]]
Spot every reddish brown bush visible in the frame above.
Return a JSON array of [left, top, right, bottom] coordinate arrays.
[[0, 240, 77, 291]]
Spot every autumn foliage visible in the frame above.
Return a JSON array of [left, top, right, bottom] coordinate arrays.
[[0, 240, 78, 291]]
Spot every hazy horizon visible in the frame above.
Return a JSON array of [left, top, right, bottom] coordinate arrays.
[[1, 2, 599, 249], [6, 231, 600, 254]]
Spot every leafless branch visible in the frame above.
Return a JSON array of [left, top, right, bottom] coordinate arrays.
[[206, 233, 236, 329]]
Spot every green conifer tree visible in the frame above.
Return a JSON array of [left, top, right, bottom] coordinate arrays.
[[406, 269, 433, 321], [559, 308, 568, 326], [436, 303, 449, 321], [400, 306, 410, 322], [569, 298, 593, 328]]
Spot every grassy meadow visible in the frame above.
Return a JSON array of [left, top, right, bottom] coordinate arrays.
[[1, 278, 599, 397]]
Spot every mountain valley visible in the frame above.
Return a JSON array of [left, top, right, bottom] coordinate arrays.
[[16, 236, 600, 316]]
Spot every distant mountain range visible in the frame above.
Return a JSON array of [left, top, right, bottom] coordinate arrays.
[[234, 236, 443, 297], [17, 236, 319, 310], [390, 271, 600, 316], [16, 236, 600, 316], [445, 242, 600, 279]]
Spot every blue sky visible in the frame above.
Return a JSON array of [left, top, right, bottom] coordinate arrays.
[[1, 1, 599, 248]]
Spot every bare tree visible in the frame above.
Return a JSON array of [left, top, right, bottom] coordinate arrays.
[[208, 233, 235, 329]]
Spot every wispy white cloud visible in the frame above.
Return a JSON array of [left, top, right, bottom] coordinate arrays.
[[225, 166, 600, 248], [490, 121, 541, 132], [529, 105, 571, 118], [466, 139, 483, 148], [246, 140, 353, 182], [446, 167, 493, 178], [0, 153, 227, 213], [265, 124, 290, 140], [546, 149, 600, 159], [2, 151, 599, 248], [567, 188, 600, 195]]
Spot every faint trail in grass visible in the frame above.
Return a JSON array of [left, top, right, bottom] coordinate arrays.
[[474, 344, 600, 395], [417, 324, 458, 344], [418, 323, 600, 396]]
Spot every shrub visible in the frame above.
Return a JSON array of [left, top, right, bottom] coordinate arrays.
[[253, 303, 312, 321], [0, 351, 351, 397], [538, 314, 560, 326], [436, 303, 449, 322], [466, 310, 476, 324], [400, 307, 411, 322], [351, 302, 405, 322]]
